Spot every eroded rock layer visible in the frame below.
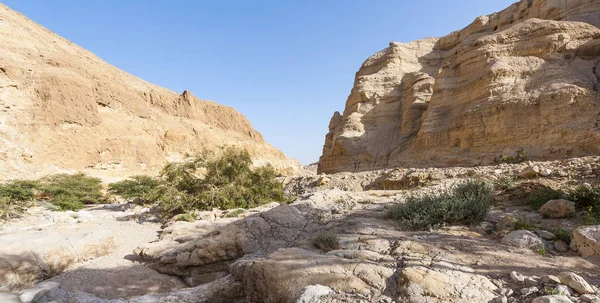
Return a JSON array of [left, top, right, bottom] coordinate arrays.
[[319, 0, 600, 174], [0, 4, 301, 180]]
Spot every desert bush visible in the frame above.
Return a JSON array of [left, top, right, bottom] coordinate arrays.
[[526, 187, 565, 210], [154, 147, 286, 218], [389, 179, 493, 230], [108, 175, 161, 204], [569, 185, 600, 223], [313, 231, 340, 252], [175, 213, 196, 222], [0, 180, 39, 219], [225, 208, 245, 218], [514, 217, 534, 231], [39, 173, 103, 211], [492, 176, 515, 191], [569, 185, 600, 209]]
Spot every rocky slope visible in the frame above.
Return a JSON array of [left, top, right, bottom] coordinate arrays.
[[319, 0, 600, 174], [3, 156, 600, 302], [0, 3, 301, 180]]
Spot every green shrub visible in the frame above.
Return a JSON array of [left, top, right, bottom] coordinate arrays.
[[526, 187, 564, 210], [313, 231, 340, 252], [0, 180, 40, 219], [154, 147, 286, 218], [569, 185, 600, 210], [497, 148, 528, 164], [40, 173, 103, 211], [225, 208, 245, 218], [553, 227, 571, 243], [514, 217, 534, 231], [492, 176, 515, 191], [175, 213, 196, 222], [389, 179, 493, 230], [108, 175, 161, 204]]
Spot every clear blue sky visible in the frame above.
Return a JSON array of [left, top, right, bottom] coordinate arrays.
[[4, 0, 515, 165]]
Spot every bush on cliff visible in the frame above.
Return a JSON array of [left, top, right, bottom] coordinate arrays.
[[389, 179, 493, 230]]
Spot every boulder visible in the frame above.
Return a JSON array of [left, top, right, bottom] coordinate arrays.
[[136, 204, 319, 282], [572, 225, 600, 257], [554, 240, 569, 252], [581, 294, 600, 303], [532, 295, 573, 303], [317, 177, 331, 186], [501, 230, 544, 249], [510, 271, 525, 283], [231, 248, 394, 302], [295, 285, 333, 303], [0, 293, 21, 303], [541, 275, 561, 284], [397, 259, 497, 302], [520, 166, 541, 179], [536, 230, 556, 240], [20, 281, 60, 303], [555, 285, 573, 296], [557, 272, 595, 294], [539, 200, 576, 218]]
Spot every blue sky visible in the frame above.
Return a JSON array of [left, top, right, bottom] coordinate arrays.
[[3, 0, 515, 165]]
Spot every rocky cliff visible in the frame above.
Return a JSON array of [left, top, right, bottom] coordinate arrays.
[[0, 4, 301, 180], [319, 0, 600, 174]]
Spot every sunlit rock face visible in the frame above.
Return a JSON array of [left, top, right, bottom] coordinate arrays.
[[0, 3, 302, 180], [319, 0, 600, 174]]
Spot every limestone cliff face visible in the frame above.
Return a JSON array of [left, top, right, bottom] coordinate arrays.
[[0, 4, 301, 180], [319, 0, 600, 174]]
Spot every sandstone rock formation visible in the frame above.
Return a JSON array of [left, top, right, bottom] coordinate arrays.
[[319, 0, 600, 173], [0, 3, 301, 181]]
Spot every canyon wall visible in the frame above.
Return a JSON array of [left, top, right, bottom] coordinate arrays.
[[319, 0, 600, 173]]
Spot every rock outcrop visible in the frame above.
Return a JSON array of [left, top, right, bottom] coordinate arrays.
[[0, 3, 301, 180], [319, 0, 600, 174]]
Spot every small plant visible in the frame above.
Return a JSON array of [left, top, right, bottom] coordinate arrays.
[[108, 175, 161, 204], [514, 217, 534, 231], [313, 231, 340, 252], [175, 213, 196, 222], [497, 148, 528, 164], [39, 173, 103, 211], [553, 227, 571, 243], [538, 247, 547, 256], [389, 179, 493, 230], [225, 208, 245, 218], [544, 288, 560, 295], [526, 187, 565, 210], [492, 176, 515, 190]]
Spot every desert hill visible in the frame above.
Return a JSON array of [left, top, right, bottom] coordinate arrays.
[[0, 3, 302, 180]]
